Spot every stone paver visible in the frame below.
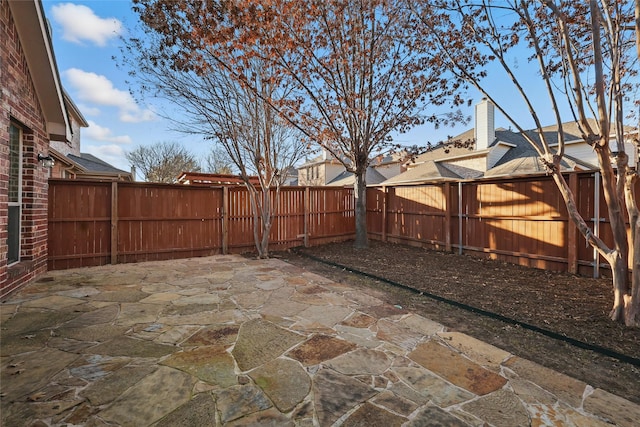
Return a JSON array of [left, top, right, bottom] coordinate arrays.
[[503, 356, 588, 408], [583, 388, 640, 427], [216, 384, 272, 423], [248, 358, 311, 412], [161, 345, 237, 386], [409, 340, 507, 396], [462, 389, 530, 427], [325, 348, 391, 375], [1, 254, 637, 426], [232, 318, 305, 371], [313, 368, 377, 426], [287, 334, 356, 366], [392, 366, 475, 407], [342, 402, 407, 426], [97, 366, 195, 426]]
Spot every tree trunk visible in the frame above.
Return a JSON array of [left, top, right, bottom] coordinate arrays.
[[608, 251, 628, 322], [626, 219, 640, 326], [353, 171, 368, 249], [549, 170, 628, 321], [247, 185, 266, 258], [593, 147, 630, 321], [259, 186, 278, 259]]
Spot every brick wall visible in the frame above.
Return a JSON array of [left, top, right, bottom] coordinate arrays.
[[1, 1, 52, 298]]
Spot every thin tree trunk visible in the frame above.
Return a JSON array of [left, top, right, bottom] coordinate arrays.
[[593, 146, 630, 321], [259, 186, 278, 259], [247, 185, 265, 258], [353, 171, 368, 249], [549, 169, 628, 321], [609, 252, 629, 322], [624, 173, 640, 326], [627, 219, 640, 326]]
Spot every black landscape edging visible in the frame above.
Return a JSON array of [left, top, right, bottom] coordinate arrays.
[[294, 250, 640, 368]]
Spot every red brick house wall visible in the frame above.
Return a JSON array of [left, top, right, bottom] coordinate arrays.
[[1, 1, 56, 298]]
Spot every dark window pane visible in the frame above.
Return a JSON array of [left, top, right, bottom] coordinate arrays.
[[9, 124, 20, 203], [8, 205, 20, 263]]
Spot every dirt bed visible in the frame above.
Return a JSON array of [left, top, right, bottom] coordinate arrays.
[[276, 240, 640, 404]]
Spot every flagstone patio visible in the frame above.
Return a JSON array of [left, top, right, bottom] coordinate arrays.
[[1, 255, 638, 426]]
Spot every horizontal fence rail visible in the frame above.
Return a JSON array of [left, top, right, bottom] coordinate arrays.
[[49, 171, 627, 277]]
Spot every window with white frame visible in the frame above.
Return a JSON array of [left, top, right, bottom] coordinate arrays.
[[8, 123, 22, 264]]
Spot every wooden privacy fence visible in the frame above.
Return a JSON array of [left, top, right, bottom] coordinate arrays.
[[48, 180, 355, 270], [49, 171, 624, 276], [367, 171, 622, 277]]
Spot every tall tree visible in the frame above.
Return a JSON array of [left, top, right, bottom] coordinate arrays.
[[126, 141, 200, 183], [131, 0, 463, 249], [414, 1, 639, 326], [204, 146, 234, 175], [123, 27, 307, 257]]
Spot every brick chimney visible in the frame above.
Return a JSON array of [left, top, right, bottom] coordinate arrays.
[[475, 98, 495, 151]]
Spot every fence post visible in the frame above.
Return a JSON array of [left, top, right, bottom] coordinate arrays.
[[110, 181, 118, 265], [444, 182, 452, 252], [304, 187, 310, 247], [381, 186, 388, 242], [567, 173, 578, 274], [222, 187, 229, 254]]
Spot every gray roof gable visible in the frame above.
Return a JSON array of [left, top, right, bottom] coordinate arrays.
[[68, 153, 130, 175], [327, 167, 387, 186]]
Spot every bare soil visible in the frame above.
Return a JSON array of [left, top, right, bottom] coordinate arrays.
[[276, 240, 640, 404]]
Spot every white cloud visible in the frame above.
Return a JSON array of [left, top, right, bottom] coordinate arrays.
[[120, 109, 157, 124], [83, 144, 129, 171], [51, 3, 123, 47], [77, 103, 101, 116], [85, 120, 132, 144], [64, 68, 155, 123]]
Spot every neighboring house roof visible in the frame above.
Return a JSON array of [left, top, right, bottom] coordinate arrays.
[[408, 128, 477, 166], [9, 0, 71, 142], [327, 167, 387, 187], [67, 153, 133, 180], [382, 119, 630, 185], [383, 158, 460, 184], [370, 150, 410, 166], [519, 119, 604, 146], [177, 172, 261, 186], [299, 149, 410, 186], [485, 150, 593, 178], [299, 153, 344, 168]]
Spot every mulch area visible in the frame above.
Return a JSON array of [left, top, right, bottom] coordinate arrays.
[[276, 240, 640, 404]]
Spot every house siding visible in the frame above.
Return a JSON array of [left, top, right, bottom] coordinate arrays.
[[562, 140, 636, 169], [299, 161, 344, 186], [488, 145, 510, 169], [564, 143, 598, 167], [444, 155, 487, 173], [50, 111, 81, 157], [1, 1, 51, 298]]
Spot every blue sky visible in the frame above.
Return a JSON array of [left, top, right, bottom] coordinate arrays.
[[42, 0, 493, 172], [44, 0, 213, 171], [42, 1, 637, 174]]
